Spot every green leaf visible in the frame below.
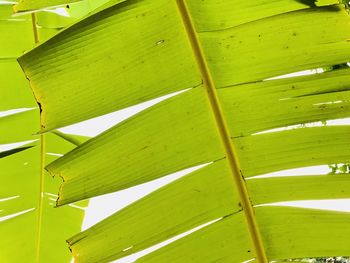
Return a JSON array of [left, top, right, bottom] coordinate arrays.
[[14, 0, 82, 13], [137, 207, 350, 262], [248, 174, 350, 204], [137, 211, 254, 263], [235, 126, 350, 177], [0, 133, 88, 263], [0, 6, 88, 262], [67, 160, 240, 262], [0, 20, 33, 58], [200, 5, 350, 87], [186, 0, 339, 32], [218, 68, 350, 136], [16, 0, 350, 262], [47, 87, 224, 206], [18, 0, 201, 132]]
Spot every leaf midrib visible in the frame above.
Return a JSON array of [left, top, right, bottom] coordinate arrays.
[[31, 13, 45, 263], [175, 1, 268, 262]]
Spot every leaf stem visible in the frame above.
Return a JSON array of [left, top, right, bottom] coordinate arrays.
[[175, 1, 268, 262], [31, 13, 44, 263], [31, 13, 39, 44]]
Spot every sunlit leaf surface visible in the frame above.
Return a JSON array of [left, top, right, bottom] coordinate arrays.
[[3, 0, 350, 262], [0, 3, 93, 262]]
